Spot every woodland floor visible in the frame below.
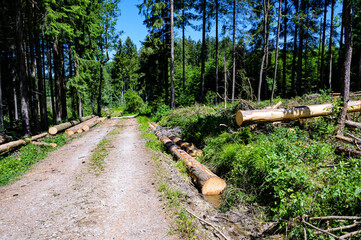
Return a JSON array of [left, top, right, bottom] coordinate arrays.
[[0, 119, 176, 240]]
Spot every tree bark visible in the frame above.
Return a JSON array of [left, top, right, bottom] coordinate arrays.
[[337, 0, 353, 134], [182, 0, 186, 92], [319, 0, 327, 89], [296, 0, 305, 96], [328, 0, 335, 90], [60, 42, 67, 120], [291, 0, 299, 95], [170, 0, 175, 109], [0, 63, 3, 132], [271, 0, 282, 103], [224, 54, 227, 109], [257, 0, 269, 104], [34, 11, 48, 131], [53, 39, 62, 123], [282, 0, 287, 96], [47, 41, 56, 122], [16, 0, 31, 136], [215, 0, 219, 103], [236, 100, 361, 126], [200, 0, 206, 102], [232, 0, 236, 101]]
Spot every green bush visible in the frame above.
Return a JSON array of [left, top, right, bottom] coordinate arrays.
[[124, 89, 145, 113]]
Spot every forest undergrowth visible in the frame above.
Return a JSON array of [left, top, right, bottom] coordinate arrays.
[[154, 93, 361, 239]]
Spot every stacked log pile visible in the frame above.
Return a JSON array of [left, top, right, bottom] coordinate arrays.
[[48, 115, 94, 135], [149, 122, 226, 195]]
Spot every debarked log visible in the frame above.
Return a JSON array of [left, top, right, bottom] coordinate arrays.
[[65, 117, 99, 135], [0, 139, 26, 154], [31, 141, 57, 147], [156, 134, 226, 195], [48, 115, 94, 135], [236, 100, 361, 126]]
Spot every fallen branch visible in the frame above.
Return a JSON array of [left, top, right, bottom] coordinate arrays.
[[310, 216, 361, 221], [185, 209, 230, 240], [338, 229, 361, 239], [334, 145, 361, 158], [302, 219, 339, 239], [314, 222, 360, 235], [345, 120, 361, 129]]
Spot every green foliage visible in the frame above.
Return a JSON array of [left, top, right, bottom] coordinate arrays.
[[154, 104, 171, 122], [90, 138, 112, 174], [123, 89, 146, 114], [0, 134, 68, 186]]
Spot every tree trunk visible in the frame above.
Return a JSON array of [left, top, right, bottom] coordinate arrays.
[[12, 68, 19, 121], [337, 0, 353, 134], [60, 42, 67, 120], [257, 0, 269, 104], [232, 0, 236, 101], [215, 0, 219, 103], [53, 39, 62, 123], [47, 41, 56, 122], [271, 0, 282, 103], [282, 0, 287, 97], [98, 63, 104, 116], [170, 0, 175, 109], [291, 0, 299, 95], [296, 0, 305, 96], [328, 0, 335, 90], [236, 100, 361, 126], [27, 0, 40, 133], [224, 54, 227, 109], [200, 0, 206, 102], [0, 63, 3, 132], [16, 0, 31, 136], [319, 0, 327, 90], [34, 13, 48, 131], [182, 1, 186, 92]]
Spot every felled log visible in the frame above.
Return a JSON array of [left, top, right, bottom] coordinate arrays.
[[0, 135, 14, 145], [335, 135, 359, 145], [0, 139, 26, 154], [345, 120, 361, 129], [48, 115, 94, 135], [236, 100, 361, 126], [64, 116, 98, 135], [31, 141, 57, 148], [169, 134, 203, 157], [82, 117, 103, 131], [28, 132, 48, 141]]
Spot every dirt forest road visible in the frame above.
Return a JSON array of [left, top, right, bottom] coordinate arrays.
[[0, 118, 175, 240]]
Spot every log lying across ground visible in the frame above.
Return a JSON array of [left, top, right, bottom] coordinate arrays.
[[48, 115, 94, 135], [65, 116, 98, 135], [150, 122, 226, 195], [169, 134, 203, 157], [345, 120, 361, 129], [31, 142, 57, 148], [28, 132, 48, 141], [236, 100, 361, 126], [0, 139, 26, 154]]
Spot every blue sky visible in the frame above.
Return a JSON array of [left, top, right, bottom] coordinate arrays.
[[116, 0, 202, 51]]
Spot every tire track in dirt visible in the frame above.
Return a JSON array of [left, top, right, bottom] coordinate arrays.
[[0, 119, 174, 240]]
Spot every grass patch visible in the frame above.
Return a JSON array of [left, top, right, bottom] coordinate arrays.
[[0, 134, 69, 186], [89, 138, 112, 174]]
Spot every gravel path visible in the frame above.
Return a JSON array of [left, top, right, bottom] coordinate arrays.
[[0, 118, 174, 240]]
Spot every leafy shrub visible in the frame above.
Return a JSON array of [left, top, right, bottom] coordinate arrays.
[[123, 89, 145, 113]]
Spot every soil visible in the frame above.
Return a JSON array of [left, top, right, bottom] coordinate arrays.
[[0, 119, 176, 240]]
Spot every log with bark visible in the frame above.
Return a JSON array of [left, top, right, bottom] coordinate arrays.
[[82, 117, 103, 131], [0, 139, 26, 154], [236, 100, 361, 126], [168, 134, 203, 157], [158, 135, 226, 195], [345, 120, 361, 129], [0, 135, 14, 145], [64, 116, 98, 135], [48, 115, 94, 135], [27, 132, 48, 141]]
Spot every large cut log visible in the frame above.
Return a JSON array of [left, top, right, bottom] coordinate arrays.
[[0, 139, 26, 154], [48, 115, 94, 135], [65, 116, 98, 135], [157, 135, 226, 195], [82, 117, 103, 131], [236, 100, 361, 125]]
